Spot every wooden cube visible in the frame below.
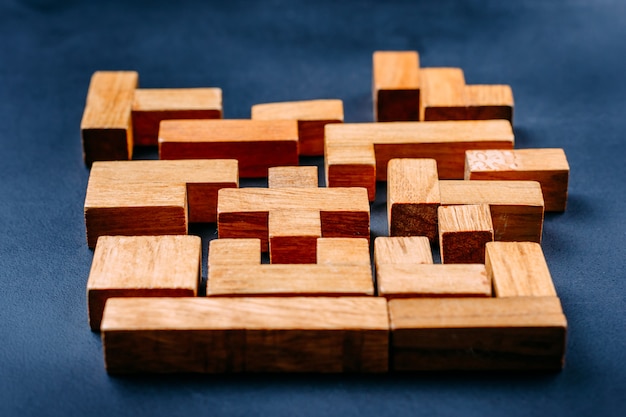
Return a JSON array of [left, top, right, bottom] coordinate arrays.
[[373, 51, 420, 122], [438, 204, 494, 264]]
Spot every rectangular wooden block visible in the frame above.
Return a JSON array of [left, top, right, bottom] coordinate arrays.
[[132, 88, 222, 146], [208, 238, 261, 266], [81, 71, 138, 165], [374, 236, 433, 268], [317, 238, 371, 265], [438, 204, 494, 264], [251, 99, 343, 156], [268, 166, 318, 188], [87, 235, 200, 331], [464, 84, 514, 122], [465, 148, 570, 211], [373, 51, 420, 122], [159, 119, 299, 177], [268, 210, 321, 264], [389, 297, 567, 371], [101, 297, 389, 373]]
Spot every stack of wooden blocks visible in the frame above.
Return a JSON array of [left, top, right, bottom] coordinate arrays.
[[81, 50, 570, 374]]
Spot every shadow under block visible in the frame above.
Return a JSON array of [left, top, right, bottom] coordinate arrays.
[[84, 160, 238, 247], [438, 204, 494, 264], [217, 187, 370, 252], [101, 297, 389, 373], [325, 120, 514, 200], [374, 236, 433, 268], [87, 235, 200, 331], [268, 166, 318, 189], [132, 88, 222, 146], [387, 159, 440, 240], [81, 71, 138, 165], [158, 119, 299, 177], [251, 99, 344, 156], [465, 148, 570, 211], [485, 242, 557, 297], [373, 51, 420, 122], [388, 297, 567, 371]]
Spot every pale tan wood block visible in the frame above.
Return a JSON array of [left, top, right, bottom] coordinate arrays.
[[374, 236, 433, 269], [373, 51, 420, 122], [439, 180, 544, 242], [208, 238, 261, 266], [377, 263, 491, 299], [387, 158, 441, 240], [132, 88, 222, 146], [485, 241, 557, 297], [389, 296, 567, 371], [464, 84, 514, 122], [465, 148, 570, 211], [252, 99, 343, 155], [420, 67, 466, 121], [268, 166, 318, 188], [316, 238, 370, 265], [159, 119, 299, 177], [87, 235, 200, 331], [324, 135, 377, 200], [438, 204, 494, 264], [268, 210, 321, 264], [101, 296, 389, 373], [81, 71, 138, 165]]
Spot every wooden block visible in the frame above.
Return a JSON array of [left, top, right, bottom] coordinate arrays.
[[485, 241, 557, 297], [387, 158, 440, 240], [374, 236, 433, 268], [208, 238, 260, 266], [317, 238, 370, 265], [377, 264, 491, 299], [438, 204, 494, 264], [132, 88, 222, 146], [325, 120, 514, 200], [251, 99, 343, 156], [464, 85, 514, 122], [268, 210, 321, 264], [81, 71, 138, 165], [159, 119, 299, 177], [439, 180, 544, 242], [101, 296, 389, 373], [268, 166, 318, 188], [465, 148, 570, 211], [87, 235, 200, 331], [372, 51, 420, 122], [388, 297, 567, 371]]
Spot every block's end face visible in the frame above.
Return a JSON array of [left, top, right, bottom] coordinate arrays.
[[376, 90, 420, 122], [269, 236, 318, 264], [390, 203, 439, 241], [217, 211, 270, 252], [327, 164, 376, 201], [298, 120, 342, 156], [320, 211, 370, 242], [441, 231, 493, 264], [82, 128, 130, 166]]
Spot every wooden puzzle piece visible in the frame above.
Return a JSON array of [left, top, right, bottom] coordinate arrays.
[[87, 235, 200, 331], [81, 71, 138, 165], [465, 148, 570, 211], [372, 51, 420, 122], [438, 204, 494, 264], [100, 296, 389, 373], [374, 236, 433, 268], [251, 99, 344, 156], [132, 88, 222, 146], [268, 210, 321, 264], [325, 120, 514, 200], [388, 296, 567, 371], [268, 166, 318, 188], [84, 159, 238, 247], [158, 119, 299, 177]]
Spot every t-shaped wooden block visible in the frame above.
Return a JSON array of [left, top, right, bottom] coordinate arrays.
[[372, 51, 420, 122], [438, 204, 494, 264]]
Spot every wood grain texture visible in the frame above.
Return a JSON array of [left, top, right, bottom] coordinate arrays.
[[465, 148, 570, 211], [388, 296, 567, 371], [87, 235, 200, 331], [132, 88, 222, 146], [317, 238, 370, 265], [268, 210, 321, 264], [251, 99, 343, 155], [268, 166, 318, 188], [374, 236, 433, 268], [438, 204, 494, 264], [373, 51, 420, 122], [485, 241, 557, 297], [464, 85, 514, 122], [81, 71, 138, 165], [208, 238, 261, 266], [158, 119, 299, 177]]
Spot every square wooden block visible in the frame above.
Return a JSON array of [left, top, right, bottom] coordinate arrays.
[[438, 204, 494, 264]]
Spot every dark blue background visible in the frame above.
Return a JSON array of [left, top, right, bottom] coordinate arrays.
[[1, 1, 624, 416]]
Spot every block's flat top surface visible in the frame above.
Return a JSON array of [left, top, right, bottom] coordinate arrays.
[[464, 84, 514, 106], [420, 67, 466, 106], [159, 119, 298, 143], [84, 181, 187, 207], [466, 148, 569, 172], [438, 204, 493, 233], [374, 236, 433, 265], [251, 99, 344, 121], [439, 180, 545, 207], [133, 88, 222, 110], [373, 51, 420, 90], [81, 71, 138, 129]]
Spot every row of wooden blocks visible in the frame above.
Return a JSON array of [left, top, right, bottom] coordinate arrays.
[[91, 235, 566, 373]]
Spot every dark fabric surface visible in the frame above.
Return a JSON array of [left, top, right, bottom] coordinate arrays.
[[1, 0, 624, 416]]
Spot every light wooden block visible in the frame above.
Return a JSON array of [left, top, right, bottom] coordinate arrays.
[[464, 84, 514, 122], [251, 99, 344, 156], [208, 238, 261, 266], [268, 210, 321, 264], [374, 236, 433, 269], [438, 204, 494, 264], [389, 297, 567, 371], [372, 51, 420, 122], [387, 158, 440, 240], [81, 71, 138, 165], [325, 120, 514, 200], [485, 242, 557, 297], [159, 119, 299, 177], [101, 296, 389, 373], [268, 166, 318, 189], [317, 238, 370, 265], [87, 235, 200, 331], [465, 148, 570, 211], [132, 88, 222, 146]]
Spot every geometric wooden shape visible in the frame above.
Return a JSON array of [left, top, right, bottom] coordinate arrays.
[[485, 241, 558, 297], [317, 238, 370, 265], [251, 99, 344, 156], [438, 204, 494, 264], [268, 166, 319, 189], [465, 148, 570, 211], [132, 88, 222, 146], [208, 238, 261, 266], [87, 235, 200, 331], [80, 71, 138, 165], [158, 119, 299, 177], [372, 51, 420, 122], [464, 84, 515, 122], [374, 236, 433, 268], [268, 210, 321, 264], [101, 296, 389, 373]]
